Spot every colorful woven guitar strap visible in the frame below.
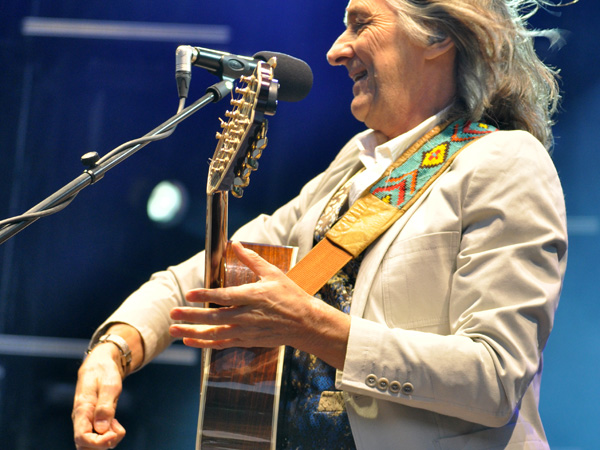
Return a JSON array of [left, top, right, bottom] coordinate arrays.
[[286, 119, 497, 295]]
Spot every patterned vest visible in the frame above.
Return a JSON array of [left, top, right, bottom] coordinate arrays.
[[278, 176, 358, 450]]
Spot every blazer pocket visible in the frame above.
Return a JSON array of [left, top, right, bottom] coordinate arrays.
[[380, 232, 460, 330], [434, 422, 547, 450]]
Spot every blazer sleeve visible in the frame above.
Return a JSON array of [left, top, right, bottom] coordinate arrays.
[[91, 174, 324, 366], [91, 138, 362, 366], [337, 130, 568, 427]]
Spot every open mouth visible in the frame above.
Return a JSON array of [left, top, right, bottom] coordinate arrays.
[[352, 70, 368, 82]]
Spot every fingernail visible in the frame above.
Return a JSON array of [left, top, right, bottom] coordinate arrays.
[[95, 419, 109, 431]]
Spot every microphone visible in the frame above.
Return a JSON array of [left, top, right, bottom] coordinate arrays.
[[176, 46, 313, 103]]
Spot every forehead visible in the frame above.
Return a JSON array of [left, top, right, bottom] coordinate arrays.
[[343, 0, 392, 25]]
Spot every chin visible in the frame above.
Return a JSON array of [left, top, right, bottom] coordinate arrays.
[[350, 101, 369, 125]]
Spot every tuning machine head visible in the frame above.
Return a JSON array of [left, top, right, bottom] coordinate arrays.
[[207, 60, 276, 197]]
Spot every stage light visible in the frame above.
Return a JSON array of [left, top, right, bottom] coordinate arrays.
[[146, 180, 189, 227]]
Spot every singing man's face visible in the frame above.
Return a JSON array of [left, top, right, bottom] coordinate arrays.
[[327, 0, 450, 139]]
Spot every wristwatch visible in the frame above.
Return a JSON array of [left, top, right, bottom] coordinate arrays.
[[87, 334, 132, 376]]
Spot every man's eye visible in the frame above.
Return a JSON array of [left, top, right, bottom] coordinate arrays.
[[352, 21, 369, 33]]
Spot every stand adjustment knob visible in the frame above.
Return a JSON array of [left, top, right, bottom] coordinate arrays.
[[81, 152, 100, 168]]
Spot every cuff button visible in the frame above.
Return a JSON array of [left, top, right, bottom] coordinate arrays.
[[366, 374, 378, 387], [401, 382, 414, 395], [377, 377, 389, 391], [389, 381, 401, 394]]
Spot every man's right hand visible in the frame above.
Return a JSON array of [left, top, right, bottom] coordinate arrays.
[[72, 342, 127, 449]]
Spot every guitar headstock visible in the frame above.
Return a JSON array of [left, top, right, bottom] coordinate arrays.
[[207, 59, 278, 198]]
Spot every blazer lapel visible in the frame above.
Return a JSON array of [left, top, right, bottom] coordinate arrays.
[[294, 158, 365, 259]]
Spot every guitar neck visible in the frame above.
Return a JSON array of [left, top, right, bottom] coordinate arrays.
[[198, 60, 285, 450], [205, 191, 228, 290]]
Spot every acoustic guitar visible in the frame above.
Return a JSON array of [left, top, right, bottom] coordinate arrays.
[[197, 58, 297, 450]]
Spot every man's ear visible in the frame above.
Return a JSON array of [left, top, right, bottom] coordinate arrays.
[[425, 35, 455, 60]]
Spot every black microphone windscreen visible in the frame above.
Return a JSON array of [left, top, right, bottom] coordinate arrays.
[[253, 51, 313, 102]]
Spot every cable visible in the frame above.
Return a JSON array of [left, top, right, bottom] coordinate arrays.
[[0, 195, 76, 228], [0, 98, 187, 232], [97, 98, 186, 165]]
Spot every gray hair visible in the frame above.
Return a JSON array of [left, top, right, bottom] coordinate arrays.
[[386, 0, 567, 150]]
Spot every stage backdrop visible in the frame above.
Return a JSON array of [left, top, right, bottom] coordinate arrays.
[[0, 1, 598, 449]]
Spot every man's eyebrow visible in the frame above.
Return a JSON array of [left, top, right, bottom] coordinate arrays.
[[344, 8, 369, 27]]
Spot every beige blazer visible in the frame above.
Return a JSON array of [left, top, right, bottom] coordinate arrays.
[[99, 127, 567, 449]]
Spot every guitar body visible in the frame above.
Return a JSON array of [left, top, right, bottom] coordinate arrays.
[[197, 242, 297, 450]]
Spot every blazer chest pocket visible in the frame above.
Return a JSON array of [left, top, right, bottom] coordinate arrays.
[[379, 231, 460, 331]]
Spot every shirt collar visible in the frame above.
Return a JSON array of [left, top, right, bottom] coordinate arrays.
[[354, 109, 449, 168]]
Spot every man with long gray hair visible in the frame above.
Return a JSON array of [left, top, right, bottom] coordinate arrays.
[[73, 1, 570, 448]]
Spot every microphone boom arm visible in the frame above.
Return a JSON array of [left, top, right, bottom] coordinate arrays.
[[0, 80, 233, 245]]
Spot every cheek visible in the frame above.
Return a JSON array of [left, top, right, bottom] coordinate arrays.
[[372, 52, 413, 95], [370, 63, 401, 101]]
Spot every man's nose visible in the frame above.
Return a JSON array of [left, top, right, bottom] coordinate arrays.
[[326, 31, 353, 66]]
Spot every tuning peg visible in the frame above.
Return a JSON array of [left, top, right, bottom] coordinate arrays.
[[235, 86, 251, 96], [225, 137, 241, 146], [240, 164, 253, 178], [225, 110, 241, 119], [234, 176, 250, 189], [250, 147, 263, 160], [225, 126, 239, 136], [249, 158, 260, 170], [231, 98, 251, 109], [232, 186, 244, 198], [254, 137, 268, 150], [240, 75, 253, 85], [266, 56, 278, 69]]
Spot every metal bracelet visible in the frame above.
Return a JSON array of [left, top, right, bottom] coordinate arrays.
[[87, 334, 132, 375]]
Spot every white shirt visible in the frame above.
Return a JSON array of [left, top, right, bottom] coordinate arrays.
[[348, 111, 446, 205]]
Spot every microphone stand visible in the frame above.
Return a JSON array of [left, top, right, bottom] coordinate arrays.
[[0, 80, 233, 245]]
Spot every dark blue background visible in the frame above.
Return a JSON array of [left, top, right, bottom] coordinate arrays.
[[0, 1, 597, 448]]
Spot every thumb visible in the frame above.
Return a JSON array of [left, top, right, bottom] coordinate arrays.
[[93, 373, 122, 434]]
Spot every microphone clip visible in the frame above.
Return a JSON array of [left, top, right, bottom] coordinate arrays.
[[191, 46, 258, 83]]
